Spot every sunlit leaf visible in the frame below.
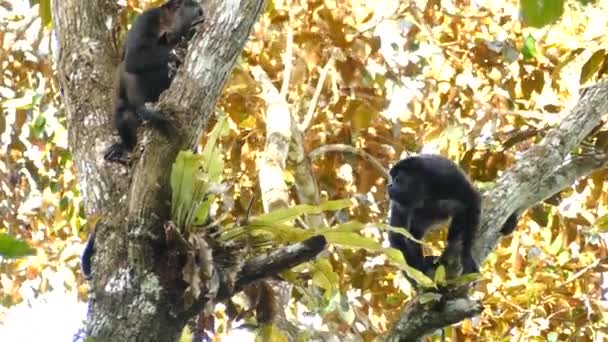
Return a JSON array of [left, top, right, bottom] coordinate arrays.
[[0, 234, 36, 258], [251, 200, 351, 226], [384, 247, 435, 288], [39, 0, 52, 27], [594, 214, 608, 232], [434, 265, 447, 286], [580, 50, 606, 84], [418, 292, 442, 304], [323, 232, 382, 251], [245, 223, 314, 244], [548, 233, 563, 255], [522, 34, 537, 60], [520, 0, 564, 28], [311, 258, 339, 296]]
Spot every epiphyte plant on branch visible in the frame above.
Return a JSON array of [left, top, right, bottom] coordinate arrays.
[[170, 116, 229, 233]]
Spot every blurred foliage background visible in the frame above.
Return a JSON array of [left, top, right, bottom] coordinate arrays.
[[1, 0, 608, 340]]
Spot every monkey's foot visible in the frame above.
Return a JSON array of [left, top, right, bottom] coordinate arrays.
[[104, 143, 130, 165]]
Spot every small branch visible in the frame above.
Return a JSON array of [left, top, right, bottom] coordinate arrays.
[[309, 143, 389, 179], [279, 12, 294, 99], [300, 54, 335, 132], [387, 297, 482, 341], [558, 258, 602, 288]]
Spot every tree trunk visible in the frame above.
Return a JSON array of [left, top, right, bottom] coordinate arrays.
[[52, 0, 266, 340]]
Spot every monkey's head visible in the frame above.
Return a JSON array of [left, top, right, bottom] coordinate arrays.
[[388, 161, 426, 209], [160, 0, 204, 45]]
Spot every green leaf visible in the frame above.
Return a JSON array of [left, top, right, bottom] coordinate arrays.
[[522, 34, 537, 60], [317, 220, 365, 234], [39, 0, 52, 28], [547, 331, 559, 342], [594, 214, 608, 232], [251, 199, 351, 226], [384, 224, 426, 245], [548, 232, 563, 255], [580, 50, 606, 84], [201, 116, 228, 182], [311, 258, 339, 296], [246, 223, 314, 244], [0, 234, 35, 258], [447, 272, 480, 286], [520, 0, 564, 28], [434, 265, 447, 286], [418, 292, 442, 304], [384, 247, 436, 289], [170, 118, 229, 232], [323, 232, 382, 251]]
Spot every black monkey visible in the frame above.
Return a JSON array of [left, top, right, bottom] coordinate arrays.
[[81, 231, 95, 279], [104, 0, 204, 163], [387, 154, 519, 276]]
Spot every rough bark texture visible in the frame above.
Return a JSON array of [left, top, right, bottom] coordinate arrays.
[[473, 82, 608, 263], [387, 298, 482, 341], [53, 0, 266, 341], [389, 81, 608, 340]]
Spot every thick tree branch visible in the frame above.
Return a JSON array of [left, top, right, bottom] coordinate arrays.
[[473, 82, 608, 264], [216, 235, 327, 301], [387, 297, 482, 341], [520, 153, 608, 205], [389, 82, 608, 341]]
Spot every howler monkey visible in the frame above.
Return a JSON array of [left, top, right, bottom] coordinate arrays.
[[104, 0, 204, 163], [387, 154, 519, 276]]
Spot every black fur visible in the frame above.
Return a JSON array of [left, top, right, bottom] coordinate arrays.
[[387, 154, 518, 275], [104, 0, 203, 163], [81, 231, 95, 279]]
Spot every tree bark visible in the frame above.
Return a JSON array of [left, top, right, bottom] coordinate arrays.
[[53, 0, 266, 340]]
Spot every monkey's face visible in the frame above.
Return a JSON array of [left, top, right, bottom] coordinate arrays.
[[388, 169, 425, 208], [172, 0, 204, 41], [161, 0, 204, 45]]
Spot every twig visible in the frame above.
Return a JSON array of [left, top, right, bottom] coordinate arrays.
[[558, 258, 602, 288], [279, 11, 293, 99], [300, 54, 335, 132], [308, 143, 389, 179]]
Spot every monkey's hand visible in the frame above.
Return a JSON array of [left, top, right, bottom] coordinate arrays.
[[137, 107, 175, 138], [104, 143, 129, 165]]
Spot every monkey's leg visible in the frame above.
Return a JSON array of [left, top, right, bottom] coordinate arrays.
[[104, 108, 139, 163], [449, 209, 480, 274], [402, 212, 429, 273]]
